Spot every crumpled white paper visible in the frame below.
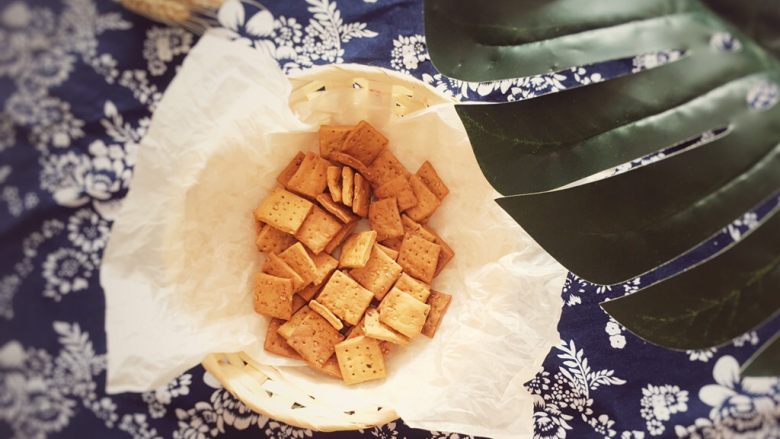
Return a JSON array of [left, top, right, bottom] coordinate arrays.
[[101, 33, 567, 439]]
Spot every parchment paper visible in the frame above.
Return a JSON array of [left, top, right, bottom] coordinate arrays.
[[101, 32, 567, 439]]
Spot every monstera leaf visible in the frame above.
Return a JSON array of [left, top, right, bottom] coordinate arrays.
[[424, 0, 780, 375]]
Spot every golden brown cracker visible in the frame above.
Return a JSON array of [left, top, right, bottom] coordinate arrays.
[[374, 175, 418, 211], [424, 226, 455, 276], [422, 291, 452, 338], [309, 299, 344, 331], [296, 283, 320, 302], [316, 193, 358, 224], [369, 198, 404, 241], [330, 152, 371, 179], [375, 243, 399, 260], [253, 272, 294, 320], [294, 206, 342, 254], [324, 221, 358, 254], [350, 245, 403, 300], [397, 233, 441, 283], [277, 151, 306, 187], [352, 173, 371, 217], [310, 355, 342, 379], [405, 175, 442, 222], [363, 308, 409, 345], [279, 242, 319, 286], [286, 153, 331, 199], [380, 236, 403, 252], [263, 252, 306, 291], [310, 252, 338, 285], [287, 312, 344, 366], [367, 149, 408, 187], [316, 270, 374, 325], [416, 161, 449, 200], [335, 336, 387, 385], [319, 124, 354, 159], [277, 306, 315, 339], [255, 224, 297, 254], [254, 188, 313, 234], [340, 121, 388, 165], [378, 287, 430, 338], [292, 294, 307, 314], [400, 214, 436, 242], [264, 318, 301, 359], [339, 230, 377, 269], [327, 166, 342, 203], [393, 272, 431, 303], [342, 166, 354, 207]]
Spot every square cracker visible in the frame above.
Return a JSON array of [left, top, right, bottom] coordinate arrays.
[[264, 318, 301, 359], [369, 198, 404, 241], [324, 221, 358, 254], [405, 175, 442, 222], [341, 120, 388, 165], [350, 245, 403, 300], [310, 355, 342, 379], [254, 187, 313, 234], [397, 233, 441, 283], [263, 252, 306, 291], [401, 214, 436, 242], [342, 166, 354, 207], [278, 306, 314, 339], [316, 270, 373, 325], [311, 252, 338, 285], [253, 272, 294, 320], [309, 299, 344, 330], [378, 287, 430, 338], [294, 206, 342, 254], [423, 225, 455, 276], [331, 152, 371, 179], [327, 166, 342, 203], [287, 312, 344, 366], [277, 151, 306, 186], [256, 224, 296, 254], [374, 175, 418, 211], [416, 161, 449, 200], [363, 307, 409, 345], [335, 336, 387, 385], [376, 243, 398, 260], [380, 236, 403, 252], [367, 149, 408, 187], [352, 173, 371, 217], [347, 317, 393, 355], [286, 153, 331, 199], [316, 194, 358, 224], [422, 291, 452, 338], [339, 230, 377, 269], [393, 272, 431, 303], [319, 124, 354, 159], [279, 242, 319, 285]]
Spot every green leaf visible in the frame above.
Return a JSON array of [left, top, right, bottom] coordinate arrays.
[[742, 332, 780, 376], [424, 0, 780, 354], [601, 207, 780, 350]]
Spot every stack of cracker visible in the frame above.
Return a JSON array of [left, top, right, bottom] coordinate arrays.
[[252, 121, 454, 385]]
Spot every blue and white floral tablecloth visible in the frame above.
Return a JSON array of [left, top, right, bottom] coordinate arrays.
[[1, 1, 779, 438]]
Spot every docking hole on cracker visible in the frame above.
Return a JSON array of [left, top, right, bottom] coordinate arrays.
[[252, 121, 454, 385]]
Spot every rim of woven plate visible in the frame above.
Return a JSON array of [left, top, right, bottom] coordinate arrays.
[[203, 63, 454, 432]]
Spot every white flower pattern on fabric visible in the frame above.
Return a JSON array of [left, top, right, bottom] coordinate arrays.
[[639, 384, 689, 435], [675, 355, 780, 438], [529, 340, 626, 438], [390, 35, 429, 73], [67, 207, 110, 255], [143, 27, 193, 76], [142, 374, 192, 419], [687, 348, 717, 363], [42, 248, 93, 301]]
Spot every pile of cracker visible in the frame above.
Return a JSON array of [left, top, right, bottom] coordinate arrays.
[[253, 121, 453, 385]]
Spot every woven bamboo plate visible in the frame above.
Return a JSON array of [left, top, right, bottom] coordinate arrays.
[[202, 63, 453, 431]]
